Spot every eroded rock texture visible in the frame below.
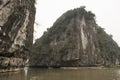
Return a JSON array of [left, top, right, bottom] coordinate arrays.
[[0, 0, 35, 72], [30, 7, 120, 67]]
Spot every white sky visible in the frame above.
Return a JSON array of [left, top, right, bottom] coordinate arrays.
[[34, 0, 120, 46]]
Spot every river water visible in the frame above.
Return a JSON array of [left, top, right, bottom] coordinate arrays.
[[0, 67, 120, 80]]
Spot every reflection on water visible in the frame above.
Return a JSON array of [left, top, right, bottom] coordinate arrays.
[[24, 67, 28, 77], [0, 67, 120, 80]]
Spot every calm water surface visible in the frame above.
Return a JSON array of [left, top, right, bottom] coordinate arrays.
[[0, 67, 120, 80]]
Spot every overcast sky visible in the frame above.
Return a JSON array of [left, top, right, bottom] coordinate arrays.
[[34, 0, 120, 46]]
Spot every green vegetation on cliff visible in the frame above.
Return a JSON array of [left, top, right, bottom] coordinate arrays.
[[97, 26, 120, 65]]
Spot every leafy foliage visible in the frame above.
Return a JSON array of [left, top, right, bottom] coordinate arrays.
[[97, 26, 120, 65]]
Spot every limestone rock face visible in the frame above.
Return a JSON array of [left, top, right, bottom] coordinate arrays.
[[0, 0, 35, 71], [31, 7, 120, 67], [30, 8, 100, 67]]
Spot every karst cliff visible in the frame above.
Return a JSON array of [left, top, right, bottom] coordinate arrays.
[[30, 7, 120, 67], [0, 0, 36, 72]]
